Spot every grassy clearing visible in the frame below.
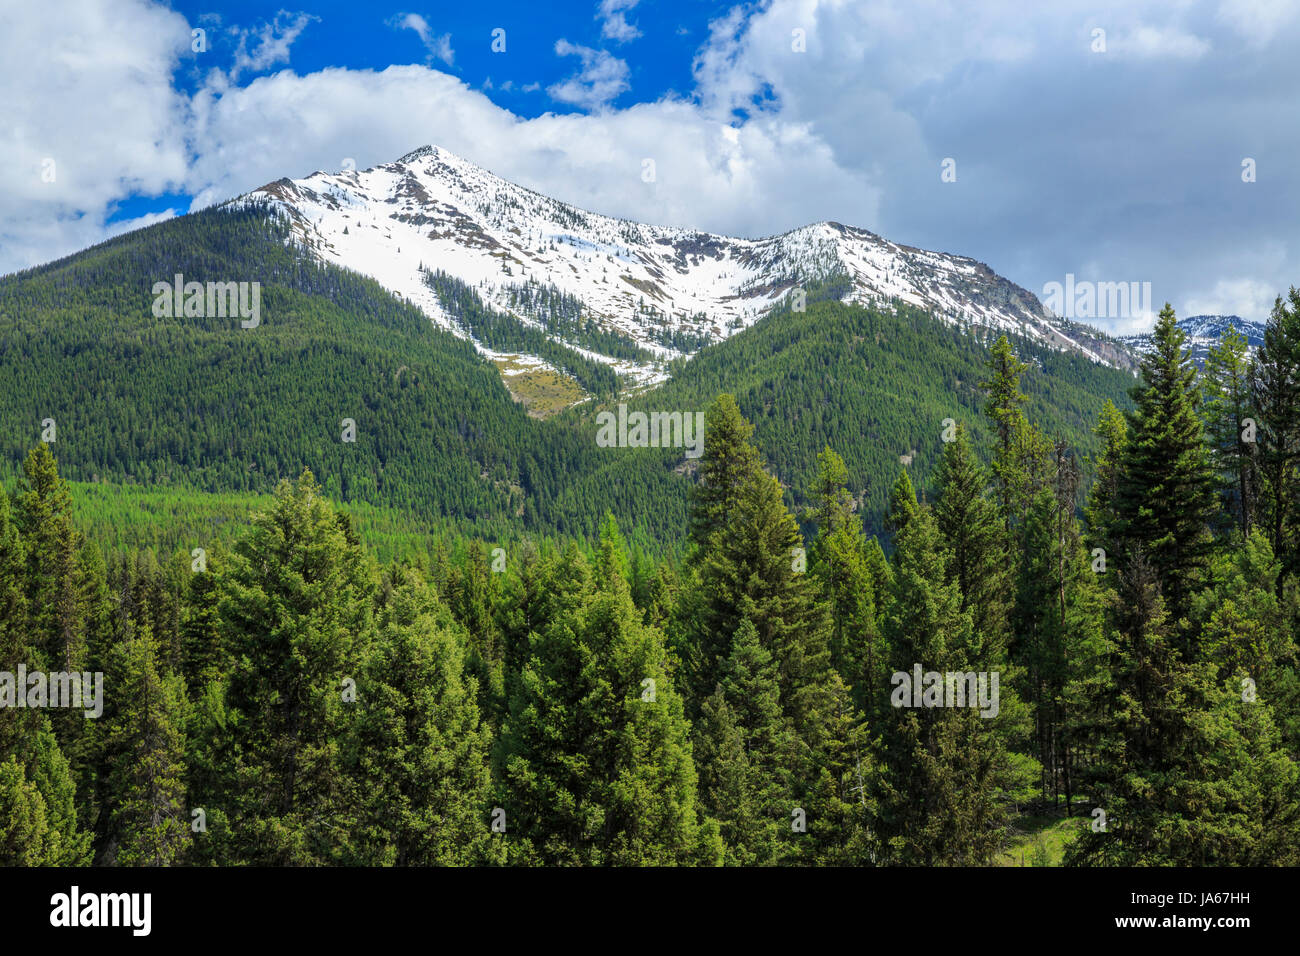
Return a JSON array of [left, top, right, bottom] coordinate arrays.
[[493, 357, 587, 417], [997, 807, 1082, 866]]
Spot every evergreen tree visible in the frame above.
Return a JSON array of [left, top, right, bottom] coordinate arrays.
[[1068, 554, 1300, 865], [211, 469, 375, 864], [688, 393, 763, 549], [1113, 304, 1219, 624], [876, 475, 1008, 864], [980, 335, 1031, 527], [342, 568, 500, 865], [499, 550, 706, 865], [934, 424, 1011, 658], [810, 447, 886, 713], [1252, 288, 1300, 582], [15, 443, 86, 673], [1084, 399, 1127, 554], [1204, 324, 1258, 538], [102, 629, 191, 866], [0, 717, 90, 865], [694, 615, 798, 865]]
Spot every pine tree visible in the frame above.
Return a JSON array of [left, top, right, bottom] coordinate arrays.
[[1113, 304, 1219, 624], [980, 335, 1031, 528], [799, 670, 878, 865], [1204, 324, 1258, 538], [693, 615, 798, 865], [934, 424, 1010, 659], [1252, 288, 1300, 582], [0, 716, 90, 865], [696, 466, 833, 728], [499, 550, 705, 865], [15, 443, 86, 673], [181, 548, 226, 693], [810, 447, 886, 713], [103, 629, 191, 866], [1068, 553, 1300, 865], [0, 757, 52, 865], [212, 469, 375, 864], [342, 568, 500, 865], [688, 393, 763, 549], [1084, 399, 1127, 554], [877, 477, 1008, 864]]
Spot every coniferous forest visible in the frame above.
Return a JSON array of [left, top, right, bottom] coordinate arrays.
[[3, 293, 1299, 867]]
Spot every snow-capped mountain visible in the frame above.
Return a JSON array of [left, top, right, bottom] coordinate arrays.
[[229, 145, 1134, 388], [1120, 314, 1267, 367]]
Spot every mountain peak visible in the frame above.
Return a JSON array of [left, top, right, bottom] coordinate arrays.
[[233, 145, 1134, 386], [394, 143, 475, 168]]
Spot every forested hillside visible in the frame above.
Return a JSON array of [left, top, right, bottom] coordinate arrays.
[[3, 297, 1298, 866], [0, 204, 586, 537], [571, 284, 1140, 536], [0, 207, 1139, 549]]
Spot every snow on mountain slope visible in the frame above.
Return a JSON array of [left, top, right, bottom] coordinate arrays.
[[228, 145, 1134, 388], [1119, 314, 1266, 367]]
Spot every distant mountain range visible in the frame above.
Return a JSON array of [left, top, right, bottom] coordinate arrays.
[[1119, 314, 1268, 367]]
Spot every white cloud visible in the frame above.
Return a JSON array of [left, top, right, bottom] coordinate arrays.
[[391, 12, 454, 67], [548, 40, 630, 110], [229, 11, 317, 82], [182, 64, 874, 242], [1117, 24, 1211, 59], [599, 0, 642, 43], [0, 0, 192, 274], [1184, 277, 1282, 321], [1216, 0, 1300, 47]]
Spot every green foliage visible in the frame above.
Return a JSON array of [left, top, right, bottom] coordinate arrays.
[[1113, 304, 1219, 623], [0, 272, 1295, 869]]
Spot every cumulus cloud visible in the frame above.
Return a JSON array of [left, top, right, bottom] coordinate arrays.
[[1185, 276, 1287, 322], [182, 64, 874, 241], [548, 40, 630, 110], [599, 0, 642, 43], [390, 12, 455, 67], [0, 0, 192, 272], [229, 10, 318, 82]]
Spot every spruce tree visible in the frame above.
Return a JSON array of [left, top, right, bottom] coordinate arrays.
[[693, 615, 798, 865], [1069, 553, 1300, 865], [213, 469, 375, 864], [980, 335, 1030, 527], [1084, 399, 1127, 555], [342, 568, 500, 865], [1113, 304, 1219, 624], [810, 447, 886, 713], [1204, 324, 1258, 538], [499, 549, 705, 865], [877, 475, 1008, 864], [16, 443, 86, 673], [1252, 288, 1300, 582], [934, 424, 1011, 659], [103, 629, 191, 866], [688, 393, 763, 549]]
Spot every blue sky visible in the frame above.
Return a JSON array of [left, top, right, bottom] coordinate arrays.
[[109, 0, 735, 223], [4, 0, 1300, 332]]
